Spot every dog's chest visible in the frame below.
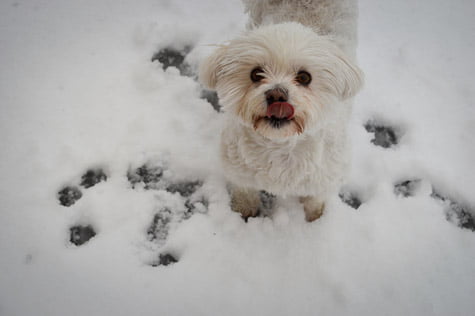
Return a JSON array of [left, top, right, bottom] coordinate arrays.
[[221, 130, 328, 196]]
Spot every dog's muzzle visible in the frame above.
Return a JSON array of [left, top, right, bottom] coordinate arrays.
[[265, 87, 294, 120], [266, 102, 294, 120]]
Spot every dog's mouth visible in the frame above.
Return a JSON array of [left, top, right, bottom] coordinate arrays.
[[267, 102, 294, 120], [253, 102, 304, 138], [265, 116, 292, 128], [265, 102, 294, 128]]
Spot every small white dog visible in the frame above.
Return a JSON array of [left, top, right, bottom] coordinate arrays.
[[200, 0, 363, 221]]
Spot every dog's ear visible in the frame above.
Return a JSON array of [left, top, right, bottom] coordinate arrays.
[[324, 53, 364, 100], [199, 45, 228, 90]]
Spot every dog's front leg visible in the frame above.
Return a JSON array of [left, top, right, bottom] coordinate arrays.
[[299, 196, 325, 222], [230, 186, 261, 220]]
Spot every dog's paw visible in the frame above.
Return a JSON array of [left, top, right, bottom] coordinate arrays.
[[300, 196, 325, 222], [364, 121, 400, 148], [230, 188, 262, 221], [431, 189, 474, 232]]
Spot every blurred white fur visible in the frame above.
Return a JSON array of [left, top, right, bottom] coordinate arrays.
[[200, 0, 363, 221]]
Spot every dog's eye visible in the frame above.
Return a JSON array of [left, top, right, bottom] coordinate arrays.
[[296, 71, 312, 86], [250, 67, 265, 82]]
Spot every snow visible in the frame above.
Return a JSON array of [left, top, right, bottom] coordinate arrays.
[[1, 0, 474, 315]]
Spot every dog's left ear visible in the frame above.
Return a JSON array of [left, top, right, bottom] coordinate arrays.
[[199, 45, 228, 90], [324, 53, 364, 100]]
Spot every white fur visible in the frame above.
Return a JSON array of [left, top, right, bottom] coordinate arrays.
[[200, 0, 363, 221]]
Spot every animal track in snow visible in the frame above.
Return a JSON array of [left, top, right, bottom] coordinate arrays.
[[58, 186, 83, 207], [57, 168, 107, 207], [364, 121, 399, 148], [394, 179, 421, 197], [80, 169, 107, 188], [56, 160, 209, 265], [152, 46, 193, 77], [57, 168, 107, 246], [70, 225, 96, 246], [151, 253, 178, 267], [339, 190, 362, 209], [391, 177, 474, 232], [152, 45, 221, 111], [200, 89, 221, 112], [431, 189, 474, 232], [128, 161, 207, 266]]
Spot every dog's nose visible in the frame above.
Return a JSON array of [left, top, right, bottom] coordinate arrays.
[[265, 87, 288, 105]]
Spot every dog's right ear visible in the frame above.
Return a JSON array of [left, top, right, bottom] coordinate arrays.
[[199, 45, 228, 90]]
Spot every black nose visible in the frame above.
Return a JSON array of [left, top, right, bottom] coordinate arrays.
[[265, 87, 288, 105]]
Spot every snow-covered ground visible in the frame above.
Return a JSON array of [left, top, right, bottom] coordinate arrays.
[[1, 0, 474, 315]]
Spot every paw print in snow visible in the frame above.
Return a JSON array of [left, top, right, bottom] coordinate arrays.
[[57, 168, 107, 207], [56, 161, 209, 260], [431, 189, 474, 232], [339, 190, 362, 209], [152, 44, 221, 111], [364, 121, 399, 148], [57, 168, 107, 246]]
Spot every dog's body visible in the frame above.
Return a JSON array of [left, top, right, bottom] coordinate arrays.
[[200, 0, 363, 221]]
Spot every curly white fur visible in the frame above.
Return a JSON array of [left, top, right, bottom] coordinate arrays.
[[200, 0, 363, 221], [242, 0, 359, 58]]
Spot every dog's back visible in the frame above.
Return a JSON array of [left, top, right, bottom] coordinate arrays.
[[242, 0, 358, 58]]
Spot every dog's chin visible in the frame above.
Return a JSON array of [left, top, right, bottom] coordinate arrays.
[[253, 116, 305, 139]]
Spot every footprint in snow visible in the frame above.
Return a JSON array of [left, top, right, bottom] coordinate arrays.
[[152, 45, 221, 112], [57, 168, 107, 246], [364, 120, 400, 148], [392, 178, 474, 232], [56, 161, 209, 266], [339, 190, 362, 210]]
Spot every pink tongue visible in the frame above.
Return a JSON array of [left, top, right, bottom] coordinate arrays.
[[266, 102, 295, 119]]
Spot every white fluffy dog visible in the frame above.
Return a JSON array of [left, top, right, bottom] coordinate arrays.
[[200, 0, 363, 221]]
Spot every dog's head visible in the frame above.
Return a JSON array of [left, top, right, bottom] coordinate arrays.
[[200, 22, 363, 139]]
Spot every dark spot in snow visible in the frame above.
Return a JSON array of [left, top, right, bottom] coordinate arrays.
[[184, 197, 208, 219], [147, 209, 172, 242], [394, 179, 421, 197], [151, 253, 178, 267], [58, 186, 82, 207], [364, 121, 399, 148], [127, 164, 164, 189], [166, 180, 202, 197], [431, 189, 474, 232], [70, 225, 96, 246], [259, 191, 275, 211], [200, 89, 221, 112], [339, 191, 362, 209], [80, 169, 107, 188], [152, 46, 193, 77]]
